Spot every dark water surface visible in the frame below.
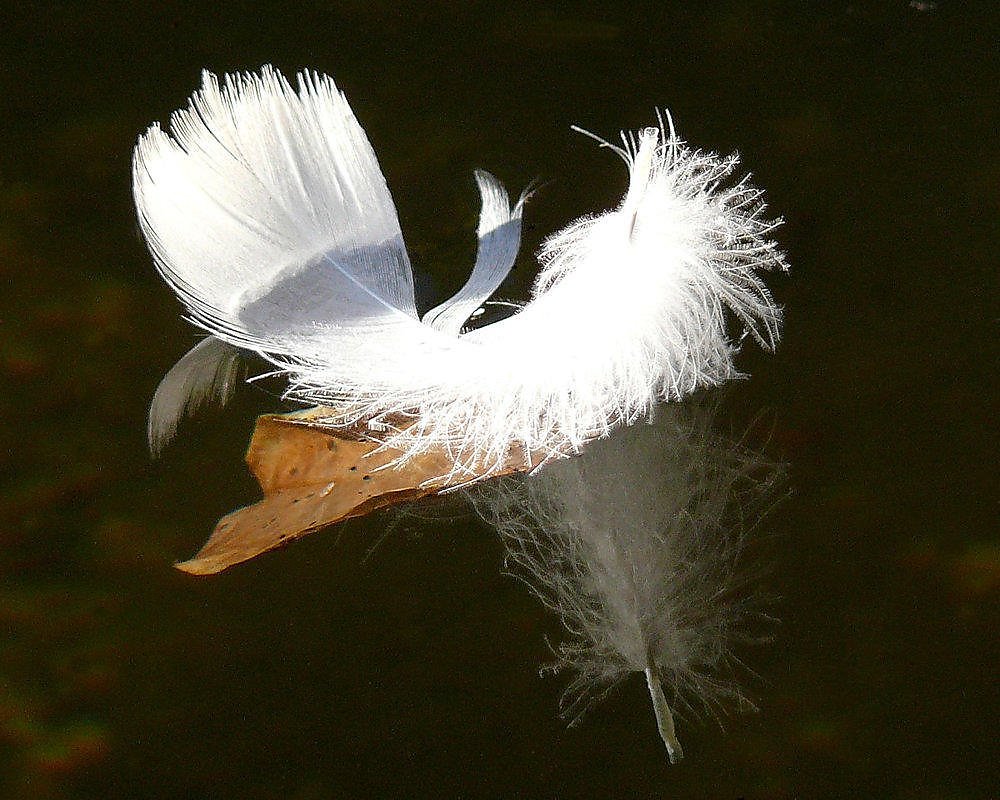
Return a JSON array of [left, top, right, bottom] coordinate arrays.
[[1, 2, 996, 798]]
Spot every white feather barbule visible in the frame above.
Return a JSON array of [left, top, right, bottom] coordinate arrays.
[[135, 66, 787, 473]]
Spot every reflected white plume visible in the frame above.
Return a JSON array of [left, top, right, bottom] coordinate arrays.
[[472, 400, 783, 761]]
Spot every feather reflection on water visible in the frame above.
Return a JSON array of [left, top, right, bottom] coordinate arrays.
[[472, 399, 784, 762]]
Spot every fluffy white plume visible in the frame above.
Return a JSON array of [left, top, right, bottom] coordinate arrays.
[[135, 67, 787, 471], [472, 401, 783, 761]]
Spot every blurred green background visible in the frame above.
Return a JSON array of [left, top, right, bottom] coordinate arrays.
[[0, 2, 996, 797]]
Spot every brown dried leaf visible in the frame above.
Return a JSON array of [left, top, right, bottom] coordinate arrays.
[[176, 408, 536, 575]]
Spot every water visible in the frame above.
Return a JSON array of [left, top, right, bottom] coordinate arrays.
[[1, 2, 996, 797]]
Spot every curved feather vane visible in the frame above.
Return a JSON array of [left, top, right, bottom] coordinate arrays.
[[133, 66, 418, 350], [136, 67, 787, 472], [422, 171, 527, 334]]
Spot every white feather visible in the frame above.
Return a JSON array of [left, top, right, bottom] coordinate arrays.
[[472, 402, 781, 761], [135, 67, 787, 472]]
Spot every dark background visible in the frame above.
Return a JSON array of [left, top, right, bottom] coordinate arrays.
[[0, 2, 996, 797]]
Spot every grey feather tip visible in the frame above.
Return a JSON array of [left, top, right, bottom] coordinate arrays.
[[148, 336, 243, 457]]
